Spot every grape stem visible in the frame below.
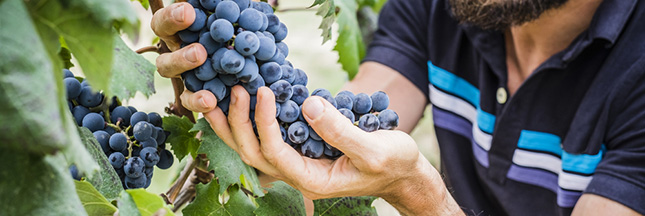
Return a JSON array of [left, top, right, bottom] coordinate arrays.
[[135, 45, 160, 54]]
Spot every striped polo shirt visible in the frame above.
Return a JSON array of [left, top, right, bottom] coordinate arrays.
[[363, 0, 645, 215]]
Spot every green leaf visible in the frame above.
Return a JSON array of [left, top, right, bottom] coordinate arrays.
[[192, 118, 264, 196], [117, 190, 142, 216], [69, 0, 140, 37], [163, 115, 200, 161], [315, 0, 337, 43], [0, 147, 86, 216], [314, 196, 377, 216], [126, 189, 175, 216], [310, 0, 328, 7], [78, 127, 124, 200], [333, 0, 365, 79], [75, 181, 118, 216], [254, 181, 306, 215], [109, 35, 157, 100], [183, 182, 256, 216], [134, 0, 150, 9], [371, 0, 387, 12], [59, 46, 74, 69]]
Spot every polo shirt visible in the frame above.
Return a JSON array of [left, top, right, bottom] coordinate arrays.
[[363, 0, 645, 215]]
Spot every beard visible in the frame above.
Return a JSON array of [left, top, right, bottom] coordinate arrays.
[[449, 0, 569, 30]]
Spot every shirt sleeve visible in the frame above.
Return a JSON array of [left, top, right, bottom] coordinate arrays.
[[584, 57, 645, 214], [362, 0, 431, 99]]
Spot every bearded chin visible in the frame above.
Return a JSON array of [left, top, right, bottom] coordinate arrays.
[[448, 0, 569, 30]]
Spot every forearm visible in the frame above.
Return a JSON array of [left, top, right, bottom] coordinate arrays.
[[379, 154, 464, 216]]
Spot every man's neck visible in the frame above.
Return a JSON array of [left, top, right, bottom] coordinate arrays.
[[505, 0, 603, 95]]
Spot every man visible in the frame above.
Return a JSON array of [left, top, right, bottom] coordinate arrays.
[[152, 0, 645, 214]]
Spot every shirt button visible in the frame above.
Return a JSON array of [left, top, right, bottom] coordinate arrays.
[[496, 87, 507, 104]]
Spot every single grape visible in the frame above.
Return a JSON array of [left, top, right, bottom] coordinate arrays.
[[266, 14, 280, 33], [127, 106, 138, 114], [124, 157, 145, 178], [131, 146, 142, 157], [78, 86, 103, 107], [234, 31, 260, 56], [124, 175, 147, 189], [232, 0, 250, 10], [148, 112, 162, 127], [210, 19, 234, 42], [370, 91, 390, 112], [220, 49, 246, 74], [335, 94, 353, 110], [262, 31, 275, 41], [93, 130, 111, 153], [199, 0, 220, 10], [324, 142, 343, 158], [338, 108, 355, 123], [203, 78, 227, 101], [154, 127, 167, 144], [68, 101, 73, 111], [358, 113, 380, 132], [280, 126, 287, 142], [270, 80, 293, 103], [288, 121, 309, 144], [291, 85, 308, 105], [69, 165, 81, 180], [337, 90, 355, 102], [378, 109, 399, 130], [130, 111, 149, 127], [141, 138, 158, 149], [259, 12, 269, 31], [301, 139, 324, 158], [353, 93, 372, 114], [140, 147, 160, 167], [72, 106, 90, 125], [236, 58, 260, 83], [238, 9, 263, 31], [280, 65, 295, 84], [187, 0, 202, 8], [256, 1, 273, 14], [311, 88, 332, 98], [274, 23, 288, 42], [182, 70, 204, 92], [178, 29, 199, 43], [134, 121, 154, 141], [109, 133, 128, 151], [157, 149, 175, 169], [81, 79, 90, 88], [83, 113, 105, 132], [276, 42, 289, 57], [211, 48, 228, 74], [242, 76, 265, 95], [104, 126, 117, 135], [219, 74, 240, 87], [110, 106, 132, 126], [275, 102, 281, 117], [268, 49, 285, 65], [109, 152, 126, 169], [63, 69, 74, 78], [198, 31, 223, 55], [255, 36, 276, 61], [292, 68, 308, 86], [64, 77, 82, 99], [207, 13, 217, 28], [278, 100, 299, 123], [309, 126, 322, 141], [188, 8, 207, 31], [215, 1, 240, 22], [259, 62, 282, 84]]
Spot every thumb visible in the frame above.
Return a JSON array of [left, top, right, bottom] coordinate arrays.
[[302, 96, 371, 159]]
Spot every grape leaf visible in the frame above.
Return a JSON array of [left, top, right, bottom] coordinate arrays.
[[310, 0, 328, 7], [75, 181, 118, 216], [69, 0, 140, 38], [192, 118, 264, 196], [126, 189, 175, 216], [315, 0, 336, 43], [313, 196, 377, 216], [371, 0, 387, 12], [333, 0, 365, 79], [117, 190, 142, 216], [163, 116, 200, 161], [59, 46, 75, 69], [109, 35, 157, 100], [0, 148, 86, 216], [133, 0, 150, 9], [78, 127, 124, 201], [254, 181, 306, 215], [183, 182, 256, 216]]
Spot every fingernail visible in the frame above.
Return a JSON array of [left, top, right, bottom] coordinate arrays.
[[172, 4, 185, 22], [304, 98, 324, 120], [199, 97, 208, 108], [184, 46, 198, 63]]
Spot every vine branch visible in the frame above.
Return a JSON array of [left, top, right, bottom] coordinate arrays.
[[135, 45, 160, 54]]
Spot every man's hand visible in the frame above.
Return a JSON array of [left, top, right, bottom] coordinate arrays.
[[203, 85, 463, 215], [151, 2, 218, 112]]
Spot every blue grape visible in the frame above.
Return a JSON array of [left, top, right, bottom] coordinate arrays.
[[127, 106, 138, 114], [270, 80, 293, 103], [68, 101, 73, 111], [262, 31, 275, 41], [291, 85, 308, 105], [276, 42, 288, 57], [104, 127, 116, 135], [275, 102, 281, 117], [200, 0, 220, 10], [93, 130, 111, 153], [280, 126, 287, 141], [215, 1, 240, 22], [188, 8, 207, 31], [216, 95, 231, 113], [109, 152, 125, 169], [338, 108, 355, 123], [238, 9, 263, 31], [268, 49, 285, 64], [195, 59, 218, 81], [110, 106, 132, 126], [292, 69, 308, 86], [154, 127, 166, 144], [210, 19, 234, 42], [353, 93, 372, 114], [358, 113, 379, 132], [178, 29, 199, 43], [278, 100, 299, 123], [72, 106, 90, 125], [234, 31, 260, 56], [220, 49, 245, 74], [199, 32, 223, 55], [274, 23, 287, 41], [309, 126, 322, 141], [78, 87, 103, 107], [211, 48, 228, 73], [255, 36, 276, 61], [259, 12, 268, 31], [250, 95, 257, 110], [109, 133, 128, 151], [242, 76, 265, 95], [203, 78, 227, 101], [148, 112, 162, 127], [83, 113, 105, 132], [288, 121, 309, 144], [125, 175, 147, 189], [157, 149, 174, 169], [64, 77, 82, 99], [322, 94, 337, 108], [378, 109, 399, 130], [280, 65, 295, 83], [257, 2, 273, 14], [187, 0, 201, 8], [124, 157, 145, 178], [311, 88, 332, 98], [301, 139, 324, 158], [298, 104, 305, 121], [134, 121, 154, 141], [141, 138, 158, 149], [219, 73, 240, 86], [259, 62, 282, 84], [130, 112, 149, 127], [336, 90, 355, 101], [81, 79, 90, 88], [140, 147, 160, 167], [236, 58, 260, 83], [335, 94, 353, 110], [266, 14, 280, 33], [370, 91, 389, 112], [232, 0, 250, 10], [63, 69, 74, 78], [324, 142, 342, 158], [207, 14, 217, 28], [69, 165, 81, 180], [182, 70, 204, 92]]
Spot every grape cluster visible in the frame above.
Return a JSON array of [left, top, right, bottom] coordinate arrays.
[[179, 0, 399, 159], [63, 69, 174, 189]]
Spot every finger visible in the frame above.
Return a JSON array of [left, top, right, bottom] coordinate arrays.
[[203, 108, 237, 151], [180, 89, 217, 113], [151, 2, 195, 49], [156, 43, 207, 78], [255, 87, 308, 180]]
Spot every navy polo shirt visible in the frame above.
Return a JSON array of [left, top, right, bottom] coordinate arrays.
[[363, 0, 645, 215]]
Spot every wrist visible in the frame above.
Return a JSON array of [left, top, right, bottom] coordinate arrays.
[[379, 154, 463, 216]]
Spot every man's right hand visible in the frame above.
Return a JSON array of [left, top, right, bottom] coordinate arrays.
[[151, 2, 218, 112]]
